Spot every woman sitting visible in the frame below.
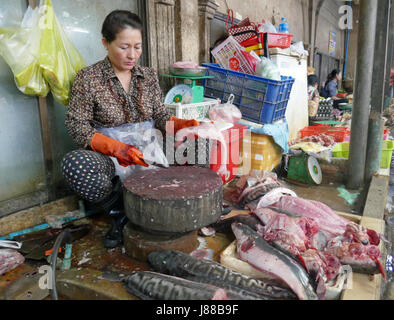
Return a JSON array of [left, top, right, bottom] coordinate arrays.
[[321, 69, 348, 108], [307, 74, 320, 117]]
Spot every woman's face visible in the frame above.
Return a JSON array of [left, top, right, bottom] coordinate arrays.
[[102, 27, 142, 73], [336, 72, 342, 82]]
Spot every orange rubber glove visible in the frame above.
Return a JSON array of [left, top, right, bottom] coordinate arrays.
[[166, 116, 200, 135], [90, 132, 148, 167]]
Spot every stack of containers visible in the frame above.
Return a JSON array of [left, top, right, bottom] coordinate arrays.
[[202, 62, 294, 125], [204, 31, 296, 175]]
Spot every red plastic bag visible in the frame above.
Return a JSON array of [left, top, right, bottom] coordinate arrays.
[[240, 50, 259, 72], [225, 10, 256, 44]]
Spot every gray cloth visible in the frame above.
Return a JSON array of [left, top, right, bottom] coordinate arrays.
[[325, 80, 338, 98]]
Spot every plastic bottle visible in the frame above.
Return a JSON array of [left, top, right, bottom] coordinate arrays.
[[278, 17, 289, 34]]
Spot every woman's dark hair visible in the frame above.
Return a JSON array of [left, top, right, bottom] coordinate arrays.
[[101, 10, 143, 43], [308, 75, 319, 87], [326, 69, 341, 83]]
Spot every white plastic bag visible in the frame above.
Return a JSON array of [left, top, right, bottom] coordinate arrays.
[[208, 94, 242, 123], [290, 41, 309, 56], [98, 121, 169, 182], [258, 20, 277, 33], [255, 57, 281, 81]]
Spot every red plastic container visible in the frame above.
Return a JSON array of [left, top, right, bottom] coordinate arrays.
[[264, 33, 293, 48], [210, 123, 248, 185], [240, 33, 293, 49], [299, 125, 350, 142]]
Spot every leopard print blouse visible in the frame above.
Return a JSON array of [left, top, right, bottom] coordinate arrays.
[[65, 56, 171, 148]]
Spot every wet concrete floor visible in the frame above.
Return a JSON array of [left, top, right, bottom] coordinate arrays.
[[0, 212, 235, 300], [0, 173, 385, 300], [281, 180, 359, 214]]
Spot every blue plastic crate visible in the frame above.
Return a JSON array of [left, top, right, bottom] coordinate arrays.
[[202, 63, 295, 124]]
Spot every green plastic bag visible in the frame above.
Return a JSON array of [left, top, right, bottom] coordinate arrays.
[[38, 0, 86, 105], [0, 7, 50, 96]]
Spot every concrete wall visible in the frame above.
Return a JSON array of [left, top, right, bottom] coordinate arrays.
[[174, 0, 200, 63], [315, 1, 345, 61], [215, 0, 309, 44], [345, 3, 360, 82], [214, 0, 347, 64]]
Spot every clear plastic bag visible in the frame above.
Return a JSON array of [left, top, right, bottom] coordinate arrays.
[[0, 6, 50, 96], [290, 41, 309, 56], [255, 57, 281, 81], [98, 121, 169, 182], [208, 94, 242, 124], [257, 20, 277, 33]]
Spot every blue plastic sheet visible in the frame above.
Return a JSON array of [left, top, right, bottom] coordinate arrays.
[[237, 120, 290, 154]]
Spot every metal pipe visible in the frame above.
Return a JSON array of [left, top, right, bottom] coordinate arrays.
[[343, 1, 351, 79], [347, 0, 378, 190], [364, 0, 391, 183]]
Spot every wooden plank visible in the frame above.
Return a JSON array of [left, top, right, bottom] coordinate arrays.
[[38, 97, 55, 200], [363, 175, 389, 220], [336, 211, 362, 224], [0, 196, 78, 236], [341, 216, 385, 300], [28, 0, 55, 201]]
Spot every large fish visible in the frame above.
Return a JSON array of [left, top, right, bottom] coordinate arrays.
[[324, 237, 386, 279], [122, 271, 263, 300], [264, 203, 386, 279], [271, 196, 380, 245], [231, 222, 319, 300], [147, 250, 296, 300]]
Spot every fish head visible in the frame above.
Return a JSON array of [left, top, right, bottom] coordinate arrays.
[[231, 222, 253, 241], [344, 223, 370, 245], [231, 222, 257, 253]]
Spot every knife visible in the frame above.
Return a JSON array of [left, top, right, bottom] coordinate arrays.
[[147, 161, 170, 169]]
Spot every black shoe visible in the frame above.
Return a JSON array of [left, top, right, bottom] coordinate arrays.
[[103, 210, 128, 249], [84, 176, 123, 214]]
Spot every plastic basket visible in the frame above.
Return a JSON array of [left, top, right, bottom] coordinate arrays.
[[263, 33, 293, 49], [332, 141, 393, 168], [211, 36, 255, 75], [165, 98, 219, 120], [299, 125, 350, 142], [381, 140, 394, 168], [202, 63, 295, 124], [241, 33, 293, 49]]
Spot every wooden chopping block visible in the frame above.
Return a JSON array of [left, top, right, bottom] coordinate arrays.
[[123, 166, 223, 233], [123, 223, 199, 262]]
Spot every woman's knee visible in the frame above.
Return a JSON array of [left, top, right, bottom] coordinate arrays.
[[61, 150, 115, 202]]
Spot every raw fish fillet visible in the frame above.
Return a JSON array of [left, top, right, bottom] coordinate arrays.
[[0, 249, 25, 275], [271, 196, 374, 243], [232, 222, 318, 300]]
